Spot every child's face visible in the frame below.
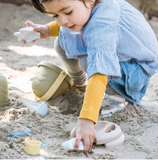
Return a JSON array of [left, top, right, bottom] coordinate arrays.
[[43, 0, 94, 32]]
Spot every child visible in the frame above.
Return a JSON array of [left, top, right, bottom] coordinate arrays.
[[24, 0, 158, 152]]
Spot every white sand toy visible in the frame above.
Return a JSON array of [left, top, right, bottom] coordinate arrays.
[[23, 101, 48, 116], [62, 121, 125, 151], [100, 102, 127, 117], [62, 138, 84, 151], [100, 93, 128, 117], [14, 27, 40, 43]]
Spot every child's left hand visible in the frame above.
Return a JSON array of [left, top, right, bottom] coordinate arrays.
[[70, 119, 96, 152]]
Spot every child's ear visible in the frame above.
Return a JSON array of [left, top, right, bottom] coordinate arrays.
[[85, 0, 95, 9]]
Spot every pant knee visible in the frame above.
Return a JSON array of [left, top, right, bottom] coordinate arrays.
[[78, 55, 87, 72]]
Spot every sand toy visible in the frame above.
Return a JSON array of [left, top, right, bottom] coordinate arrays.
[[94, 121, 125, 148], [24, 140, 41, 155], [23, 101, 48, 116], [32, 61, 74, 101], [100, 93, 128, 117], [0, 73, 10, 107], [62, 138, 84, 151], [10, 128, 32, 137], [62, 121, 125, 150], [14, 27, 40, 43]]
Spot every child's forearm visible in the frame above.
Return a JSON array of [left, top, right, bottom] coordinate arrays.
[[79, 73, 108, 124], [46, 21, 60, 37]]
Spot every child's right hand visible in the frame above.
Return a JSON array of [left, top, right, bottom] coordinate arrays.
[[70, 119, 96, 152], [23, 20, 50, 44]]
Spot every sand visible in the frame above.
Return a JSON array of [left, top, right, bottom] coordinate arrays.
[[0, 2, 158, 159]]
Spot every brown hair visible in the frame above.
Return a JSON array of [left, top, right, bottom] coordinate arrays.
[[30, 0, 101, 15]]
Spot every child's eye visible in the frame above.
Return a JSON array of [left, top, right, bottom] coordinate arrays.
[[65, 11, 73, 15], [53, 15, 58, 19]]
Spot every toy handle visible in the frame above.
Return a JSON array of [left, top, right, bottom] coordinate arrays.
[[95, 122, 122, 144]]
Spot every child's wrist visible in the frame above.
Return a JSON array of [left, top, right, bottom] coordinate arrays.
[[79, 118, 95, 125], [46, 25, 51, 37]]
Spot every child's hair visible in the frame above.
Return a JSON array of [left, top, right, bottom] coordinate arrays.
[[30, 0, 101, 15]]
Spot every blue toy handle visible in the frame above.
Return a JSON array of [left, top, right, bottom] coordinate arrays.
[[41, 142, 49, 148], [10, 128, 32, 137]]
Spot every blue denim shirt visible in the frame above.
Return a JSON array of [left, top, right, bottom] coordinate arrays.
[[59, 0, 158, 79]]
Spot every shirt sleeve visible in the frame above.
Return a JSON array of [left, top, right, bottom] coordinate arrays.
[[84, 0, 121, 79], [46, 21, 60, 37], [79, 73, 108, 124]]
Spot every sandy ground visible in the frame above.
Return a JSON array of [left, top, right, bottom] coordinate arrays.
[[0, 3, 158, 159]]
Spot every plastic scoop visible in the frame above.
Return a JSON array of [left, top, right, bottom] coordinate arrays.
[[14, 27, 40, 43], [62, 138, 84, 151], [23, 101, 48, 116], [10, 128, 32, 137]]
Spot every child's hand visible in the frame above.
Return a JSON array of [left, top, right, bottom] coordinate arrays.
[[70, 119, 96, 152], [23, 20, 50, 44]]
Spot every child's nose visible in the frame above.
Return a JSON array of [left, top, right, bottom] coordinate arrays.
[[59, 16, 69, 26]]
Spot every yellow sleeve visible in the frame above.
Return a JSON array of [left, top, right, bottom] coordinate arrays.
[[79, 73, 108, 124], [46, 21, 60, 37]]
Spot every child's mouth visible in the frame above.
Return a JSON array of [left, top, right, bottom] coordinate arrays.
[[69, 25, 75, 29]]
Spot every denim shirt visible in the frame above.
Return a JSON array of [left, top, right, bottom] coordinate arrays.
[[59, 0, 158, 79]]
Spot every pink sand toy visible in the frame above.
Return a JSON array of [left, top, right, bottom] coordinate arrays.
[[62, 121, 125, 150], [14, 27, 40, 43], [94, 121, 125, 148]]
